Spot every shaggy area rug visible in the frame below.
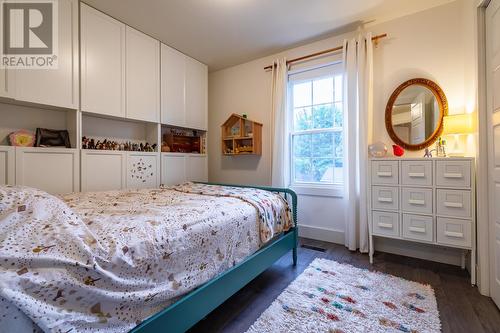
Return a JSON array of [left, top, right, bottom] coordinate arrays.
[[246, 258, 440, 333]]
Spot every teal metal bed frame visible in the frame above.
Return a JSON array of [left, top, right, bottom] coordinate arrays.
[[130, 183, 298, 333]]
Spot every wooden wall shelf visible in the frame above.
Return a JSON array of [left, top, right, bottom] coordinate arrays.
[[221, 114, 262, 155]]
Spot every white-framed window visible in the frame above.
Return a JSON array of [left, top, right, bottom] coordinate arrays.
[[288, 63, 344, 196]]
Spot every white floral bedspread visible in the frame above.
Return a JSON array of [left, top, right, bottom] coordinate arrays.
[[0, 183, 292, 332]]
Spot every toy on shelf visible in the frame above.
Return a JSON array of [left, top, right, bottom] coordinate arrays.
[[8, 129, 35, 147], [161, 126, 205, 154], [81, 136, 157, 152]]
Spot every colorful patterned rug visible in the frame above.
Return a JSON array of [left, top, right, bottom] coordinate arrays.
[[246, 258, 441, 333]]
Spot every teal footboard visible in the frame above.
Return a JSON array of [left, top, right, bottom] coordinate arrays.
[[130, 183, 298, 333]]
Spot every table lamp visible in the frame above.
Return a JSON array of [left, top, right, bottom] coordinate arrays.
[[442, 113, 477, 156]]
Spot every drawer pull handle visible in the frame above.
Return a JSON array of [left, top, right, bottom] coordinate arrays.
[[444, 231, 464, 238], [377, 171, 392, 177], [444, 172, 463, 179], [408, 199, 425, 205], [409, 226, 426, 234], [444, 202, 463, 208], [378, 222, 393, 229], [408, 172, 425, 178], [378, 197, 393, 203]]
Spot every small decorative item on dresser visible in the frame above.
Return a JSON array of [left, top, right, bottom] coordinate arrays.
[[368, 142, 388, 157], [8, 129, 35, 147], [392, 144, 405, 157]]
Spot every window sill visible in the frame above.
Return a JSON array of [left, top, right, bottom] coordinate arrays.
[[291, 184, 344, 198]]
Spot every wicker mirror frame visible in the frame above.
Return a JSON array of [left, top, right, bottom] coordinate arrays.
[[385, 78, 448, 151]]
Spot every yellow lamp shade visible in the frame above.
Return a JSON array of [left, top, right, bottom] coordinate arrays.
[[442, 113, 477, 135]]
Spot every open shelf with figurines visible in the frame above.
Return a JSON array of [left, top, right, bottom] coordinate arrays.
[[80, 113, 161, 191], [221, 113, 262, 155], [160, 125, 206, 155]]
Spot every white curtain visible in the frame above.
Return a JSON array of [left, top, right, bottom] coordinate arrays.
[[343, 33, 374, 252], [271, 58, 289, 187]]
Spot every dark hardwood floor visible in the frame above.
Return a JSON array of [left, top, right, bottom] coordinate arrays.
[[189, 237, 500, 333]]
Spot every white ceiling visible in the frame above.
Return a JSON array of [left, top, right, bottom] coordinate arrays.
[[83, 0, 454, 71]]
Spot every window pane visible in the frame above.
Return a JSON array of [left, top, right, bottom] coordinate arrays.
[[293, 134, 311, 157], [294, 107, 312, 130], [312, 158, 334, 183], [312, 104, 334, 129], [293, 81, 312, 108], [311, 132, 334, 158], [334, 75, 342, 102], [333, 158, 344, 183], [313, 77, 333, 104], [333, 103, 343, 128], [294, 157, 312, 182], [334, 131, 343, 158]]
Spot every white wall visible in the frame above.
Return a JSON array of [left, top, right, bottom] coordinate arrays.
[[208, 0, 476, 264]]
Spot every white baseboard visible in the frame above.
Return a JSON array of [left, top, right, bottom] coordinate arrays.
[[374, 237, 463, 266], [298, 225, 463, 267], [298, 224, 345, 244]]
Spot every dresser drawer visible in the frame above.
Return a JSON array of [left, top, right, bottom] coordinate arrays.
[[401, 187, 433, 214], [371, 160, 399, 185], [402, 214, 433, 242], [401, 160, 432, 186], [372, 211, 399, 238], [436, 160, 471, 188], [372, 186, 399, 210], [436, 217, 472, 248], [436, 189, 471, 218]]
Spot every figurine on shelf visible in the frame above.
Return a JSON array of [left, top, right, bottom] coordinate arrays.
[[423, 148, 433, 158]]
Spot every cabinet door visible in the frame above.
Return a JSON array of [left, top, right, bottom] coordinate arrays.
[[0, 69, 13, 99], [16, 148, 79, 194], [161, 154, 186, 186], [187, 155, 207, 182], [81, 3, 125, 118], [185, 57, 208, 130], [161, 44, 185, 126], [126, 27, 160, 123], [0, 146, 15, 185], [13, 0, 78, 109], [81, 150, 126, 191], [126, 152, 160, 189]]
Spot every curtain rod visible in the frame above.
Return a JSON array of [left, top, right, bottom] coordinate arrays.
[[263, 33, 387, 71]]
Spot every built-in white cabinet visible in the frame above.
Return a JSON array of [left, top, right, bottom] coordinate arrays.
[[161, 153, 207, 186], [0, 69, 12, 99], [127, 152, 160, 188], [161, 44, 208, 130], [15, 147, 79, 194], [81, 150, 160, 191], [81, 3, 126, 118], [0, 146, 15, 185], [126, 27, 160, 123], [0, 0, 78, 109], [81, 150, 127, 191], [161, 153, 186, 186], [161, 44, 186, 127], [187, 154, 208, 182], [14, 0, 78, 109], [185, 57, 208, 130]]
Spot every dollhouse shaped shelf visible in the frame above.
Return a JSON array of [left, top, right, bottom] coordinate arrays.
[[221, 114, 262, 155]]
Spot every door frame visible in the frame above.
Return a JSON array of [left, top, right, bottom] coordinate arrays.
[[476, 0, 491, 296]]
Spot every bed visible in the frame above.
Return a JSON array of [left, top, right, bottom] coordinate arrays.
[[0, 182, 297, 333]]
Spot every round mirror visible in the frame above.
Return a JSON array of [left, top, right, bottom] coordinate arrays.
[[385, 78, 448, 151]]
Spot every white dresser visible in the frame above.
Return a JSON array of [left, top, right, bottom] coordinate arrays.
[[368, 157, 476, 284]]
